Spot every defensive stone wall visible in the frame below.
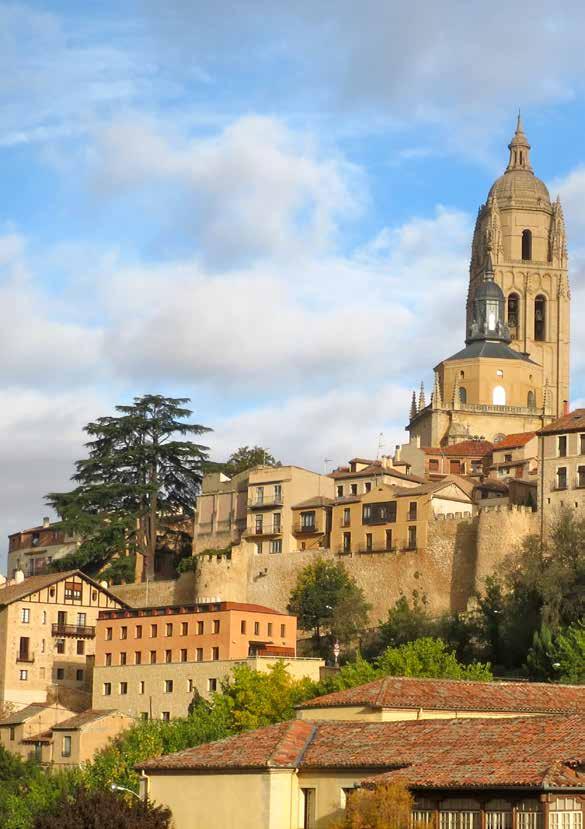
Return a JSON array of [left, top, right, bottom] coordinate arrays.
[[474, 504, 538, 590], [111, 573, 197, 608]]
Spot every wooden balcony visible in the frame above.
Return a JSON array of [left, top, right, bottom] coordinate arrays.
[[51, 623, 95, 638]]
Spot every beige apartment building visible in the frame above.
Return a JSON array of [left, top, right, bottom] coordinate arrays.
[[537, 409, 585, 518], [329, 458, 423, 499], [92, 600, 322, 719], [489, 431, 538, 480], [0, 571, 127, 710], [330, 479, 472, 556], [0, 702, 75, 753], [7, 517, 78, 579]]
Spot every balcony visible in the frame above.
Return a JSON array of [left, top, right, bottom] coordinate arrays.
[[336, 546, 353, 556], [357, 544, 397, 554], [51, 624, 96, 639], [293, 521, 321, 534], [244, 523, 283, 538], [248, 495, 283, 509], [16, 654, 34, 663]]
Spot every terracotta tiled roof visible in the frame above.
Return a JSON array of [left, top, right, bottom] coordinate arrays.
[[330, 463, 425, 484], [138, 720, 316, 771], [538, 409, 585, 436], [423, 441, 493, 458], [51, 710, 123, 731], [20, 729, 53, 744], [0, 570, 128, 608], [297, 675, 585, 714], [138, 714, 585, 790], [0, 703, 55, 726], [291, 496, 335, 509], [492, 432, 536, 450], [395, 480, 471, 501]]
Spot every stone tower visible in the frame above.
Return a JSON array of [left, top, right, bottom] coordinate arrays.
[[408, 117, 566, 447], [468, 115, 570, 417]]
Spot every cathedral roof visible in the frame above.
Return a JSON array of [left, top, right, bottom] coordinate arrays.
[[487, 116, 551, 209], [444, 340, 538, 364]]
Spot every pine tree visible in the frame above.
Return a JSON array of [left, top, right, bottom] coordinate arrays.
[[47, 395, 211, 580]]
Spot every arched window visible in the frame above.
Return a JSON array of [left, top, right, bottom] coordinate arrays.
[[534, 295, 546, 341], [459, 387, 467, 404], [527, 390, 536, 409], [493, 386, 506, 406], [522, 229, 532, 261], [507, 293, 519, 339]]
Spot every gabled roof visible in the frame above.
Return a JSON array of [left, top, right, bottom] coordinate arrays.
[[51, 709, 124, 731], [296, 675, 585, 714], [0, 570, 128, 609], [538, 409, 585, 436], [291, 496, 335, 510], [330, 463, 425, 484], [138, 714, 585, 790], [395, 480, 472, 501], [0, 703, 55, 726], [424, 440, 493, 458], [492, 431, 536, 450]]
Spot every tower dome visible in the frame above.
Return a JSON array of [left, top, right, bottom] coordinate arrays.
[[487, 115, 551, 210], [468, 254, 511, 344]]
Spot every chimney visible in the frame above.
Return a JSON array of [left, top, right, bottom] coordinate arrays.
[[14, 570, 25, 584], [42, 517, 50, 528], [563, 400, 570, 416]]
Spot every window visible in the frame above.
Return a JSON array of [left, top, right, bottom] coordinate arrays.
[[56, 639, 65, 654], [439, 799, 481, 829], [18, 636, 30, 661], [493, 385, 506, 405], [139, 681, 145, 695], [522, 228, 532, 261], [120, 651, 127, 665], [527, 390, 536, 408], [105, 627, 113, 641], [343, 531, 351, 553], [272, 513, 282, 532], [74, 639, 85, 656], [150, 650, 157, 664], [280, 624, 286, 637], [255, 542, 263, 555], [255, 486, 264, 505], [212, 619, 220, 634], [336, 485, 343, 497], [459, 386, 467, 404], [385, 529, 393, 551], [161, 712, 170, 722], [429, 458, 439, 471], [62, 736, 72, 758], [484, 800, 513, 829], [41, 639, 45, 653], [19, 669, 28, 681], [21, 608, 30, 624], [196, 648, 203, 662], [135, 651, 142, 665], [135, 624, 143, 639], [255, 515, 264, 534], [300, 788, 316, 829], [166, 623, 173, 637], [267, 622, 273, 636], [274, 484, 282, 502], [549, 799, 583, 829], [9, 727, 15, 741], [181, 622, 188, 636], [504, 454, 513, 463], [580, 434, 585, 456], [212, 647, 220, 661], [180, 648, 187, 662], [350, 483, 358, 495], [408, 501, 418, 521], [254, 621, 260, 635], [516, 800, 543, 829], [270, 539, 282, 554], [197, 621, 204, 635], [140, 712, 148, 720], [165, 649, 172, 663], [241, 620, 247, 634], [208, 678, 217, 692], [188, 679, 194, 693], [508, 293, 520, 338], [364, 482, 372, 493], [164, 679, 174, 693], [407, 525, 417, 550], [105, 652, 112, 666], [120, 626, 128, 640], [76, 669, 84, 681], [41, 611, 47, 625], [64, 581, 82, 602], [579, 467, 585, 488], [301, 511, 316, 530], [120, 682, 128, 695], [363, 501, 397, 524], [150, 624, 158, 638], [365, 533, 373, 552], [557, 467, 568, 490], [559, 435, 568, 457], [535, 295, 546, 341], [103, 682, 112, 696], [342, 507, 351, 527]]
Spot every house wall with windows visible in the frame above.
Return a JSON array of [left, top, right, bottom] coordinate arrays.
[[538, 411, 585, 521], [0, 572, 126, 709], [6, 518, 79, 579]]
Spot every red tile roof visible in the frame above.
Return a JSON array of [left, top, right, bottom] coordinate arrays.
[[330, 463, 425, 484], [296, 675, 585, 714], [492, 432, 536, 450], [538, 410, 585, 436], [423, 441, 493, 458], [138, 714, 585, 790]]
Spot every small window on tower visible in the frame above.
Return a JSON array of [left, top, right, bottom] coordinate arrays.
[[522, 229, 532, 261], [535, 295, 546, 341], [507, 293, 519, 338], [459, 387, 467, 404]]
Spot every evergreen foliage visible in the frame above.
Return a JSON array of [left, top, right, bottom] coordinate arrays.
[[222, 445, 280, 477]]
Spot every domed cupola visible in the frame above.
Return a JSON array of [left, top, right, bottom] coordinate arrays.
[[467, 254, 511, 344], [487, 115, 551, 210]]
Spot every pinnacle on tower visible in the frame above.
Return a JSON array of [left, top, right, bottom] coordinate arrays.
[[451, 375, 460, 409], [484, 252, 495, 281], [506, 112, 533, 172], [431, 371, 442, 410], [418, 382, 426, 411], [410, 391, 417, 420]]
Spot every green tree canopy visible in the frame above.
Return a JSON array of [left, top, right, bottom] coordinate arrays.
[[287, 559, 370, 649], [32, 788, 171, 829], [376, 637, 492, 681], [222, 445, 280, 477], [47, 395, 211, 579]]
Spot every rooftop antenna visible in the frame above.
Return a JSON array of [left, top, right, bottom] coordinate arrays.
[[323, 458, 332, 475]]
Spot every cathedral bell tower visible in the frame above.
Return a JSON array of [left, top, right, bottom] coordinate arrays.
[[408, 117, 564, 448]]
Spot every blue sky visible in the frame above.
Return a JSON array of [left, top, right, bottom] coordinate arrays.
[[4, 1, 585, 566]]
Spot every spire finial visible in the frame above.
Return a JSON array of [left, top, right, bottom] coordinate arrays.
[[506, 112, 532, 172], [516, 109, 523, 133]]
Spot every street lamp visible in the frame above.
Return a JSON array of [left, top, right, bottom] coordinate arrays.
[[111, 783, 142, 801]]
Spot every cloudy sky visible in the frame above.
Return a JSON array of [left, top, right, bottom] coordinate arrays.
[[3, 1, 585, 566]]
